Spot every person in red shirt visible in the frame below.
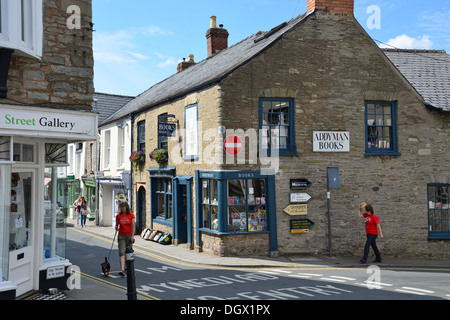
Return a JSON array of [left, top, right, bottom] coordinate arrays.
[[357, 202, 384, 263], [115, 201, 135, 276]]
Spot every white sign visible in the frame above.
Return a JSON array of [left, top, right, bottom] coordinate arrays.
[[290, 192, 312, 204], [313, 131, 350, 152], [0, 105, 98, 140], [46, 265, 65, 280]]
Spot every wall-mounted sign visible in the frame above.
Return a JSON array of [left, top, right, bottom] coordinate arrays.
[[313, 131, 350, 152], [290, 192, 312, 204], [290, 219, 315, 234], [284, 204, 308, 216], [290, 179, 312, 190], [0, 105, 97, 140], [46, 265, 65, 280]]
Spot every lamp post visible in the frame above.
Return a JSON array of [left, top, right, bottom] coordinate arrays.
[[125, 245, 137, 300]]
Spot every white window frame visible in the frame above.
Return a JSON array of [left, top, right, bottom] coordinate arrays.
[[104, 131, 111, 169], [118, 127, 126, 168], [0, 0, 43, 59]]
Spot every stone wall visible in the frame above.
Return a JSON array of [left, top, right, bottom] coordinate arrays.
[[6, 0, 94, 110]]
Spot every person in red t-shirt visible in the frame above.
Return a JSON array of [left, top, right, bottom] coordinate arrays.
[[115, 201, 135, 276], [358, 202, 384, 263]]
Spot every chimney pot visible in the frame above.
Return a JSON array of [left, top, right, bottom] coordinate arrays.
[[210, 16, 217, 28]]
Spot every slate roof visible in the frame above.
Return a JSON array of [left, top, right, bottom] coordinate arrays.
[[94, 92, 134, 125], [383, 49, 450, 112], [103, 12, 311, 125]]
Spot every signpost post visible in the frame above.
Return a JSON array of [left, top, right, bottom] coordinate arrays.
[[327, 167, 340, 257]]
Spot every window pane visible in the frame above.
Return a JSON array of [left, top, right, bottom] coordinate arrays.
[[202, 205, 210, 229], [157, 193, 165, 218], [248, 206, 267, 231], [228, 179, 246, 204], [228, 206, 247, 232], [202, 180, 210, 204]]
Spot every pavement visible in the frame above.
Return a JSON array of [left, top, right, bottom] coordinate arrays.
[[49, 217, 450, 301]]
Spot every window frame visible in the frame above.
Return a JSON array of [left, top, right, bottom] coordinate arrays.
[[184, 104, 199, 161], [104, 130, 111, 169], [259, 98, 297, 157], [427, 183, 450, 240], [158, 113, 169, 150], [118, 127, 125, 167], [0, 0, 43, 59], [364, 101, 400, 156], [137, 121, 146, 154]]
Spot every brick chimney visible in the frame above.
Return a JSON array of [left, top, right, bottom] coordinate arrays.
[[307, 0, 354, 15], [206, 16, 229, 58], [177, 54, 196, 73]]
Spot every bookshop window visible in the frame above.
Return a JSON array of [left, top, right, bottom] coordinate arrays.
[[428, 184, 450, 239], [228, 179, 267, 232], [201, 179, 218, 229], [365, 101, 399, 155], [156, 178, 172, 220]]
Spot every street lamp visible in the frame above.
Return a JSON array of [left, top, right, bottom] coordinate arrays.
[[125, 245, 137, 300]]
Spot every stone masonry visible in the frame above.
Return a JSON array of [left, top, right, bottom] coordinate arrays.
[[6, 0, 94, 110]]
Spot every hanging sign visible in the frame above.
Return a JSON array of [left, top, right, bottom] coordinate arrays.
[[313, 131, 350, 152], [158, 122, 176, 137]]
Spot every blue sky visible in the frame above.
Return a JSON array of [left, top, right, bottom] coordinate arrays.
[[92, 0, 450, 97]]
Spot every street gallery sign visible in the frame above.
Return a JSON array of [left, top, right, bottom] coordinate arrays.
[[0, 105, 98, 140], [313, 131, 350, 152]]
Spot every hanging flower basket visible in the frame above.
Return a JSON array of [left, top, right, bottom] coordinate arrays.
[[149, 148, 168, 170], [129, 150, 145, 172]]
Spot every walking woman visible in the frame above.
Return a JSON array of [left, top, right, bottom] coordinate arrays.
[[357, 202, 384, 263], [73, 195, 83, 226], [80, 197, 89, 228], [115, 201, 135, 276]]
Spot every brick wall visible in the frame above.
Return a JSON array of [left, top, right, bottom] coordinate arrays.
[[307, 0, 354, 15], [6, 0, 94, 110]]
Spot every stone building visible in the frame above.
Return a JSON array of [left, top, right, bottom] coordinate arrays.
[[106, 0, 450, 260], [0, 0, 97, 298]]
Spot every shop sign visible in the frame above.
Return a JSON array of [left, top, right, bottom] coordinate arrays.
[[284, 204, 308, 216], [0, 106, 97, 139], [46, 265, 65, 280], [313, 131, 350, 152], [290, 192, 312, 204], [158, 122, 176, 137], [290, 219, 315, 234]]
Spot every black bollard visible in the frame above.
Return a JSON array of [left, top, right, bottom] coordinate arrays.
[[125, 245, 137, 300]]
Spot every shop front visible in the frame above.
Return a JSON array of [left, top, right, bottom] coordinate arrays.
[[0, 104, 97, 299]]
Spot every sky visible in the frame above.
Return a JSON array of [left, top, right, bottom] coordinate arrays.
[[92, 0, 450, 97]]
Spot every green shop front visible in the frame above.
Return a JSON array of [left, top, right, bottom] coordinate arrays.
[[0, 104, 97, 299]]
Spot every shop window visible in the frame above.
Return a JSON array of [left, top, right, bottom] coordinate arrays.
[[201, 179, 218, 229], [137, 121, 146, 154], [428, 184, 450, 240], [199, 174, 268, 233], [0, 136, 12, 162], [259, 98, 296, 156], [0, 165, 11, 281], [10, 171, 32, 252], [13, 142, 34, 162], [0, 0, 43, 59], [365, 101, 400, 156], [155, 178, 172, 221]]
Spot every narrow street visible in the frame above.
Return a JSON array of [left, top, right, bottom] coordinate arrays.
[[66, 226, 450, 303]]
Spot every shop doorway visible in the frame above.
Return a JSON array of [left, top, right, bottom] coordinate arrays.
[[174, 177, 192, 245], [9, 169, 35, 297], [136, 186, 146, 234]]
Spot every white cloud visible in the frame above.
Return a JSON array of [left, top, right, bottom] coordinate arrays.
[[157, 58, 177, 68], [380, 34, 433, 50], [127, 51, 151, 60]]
